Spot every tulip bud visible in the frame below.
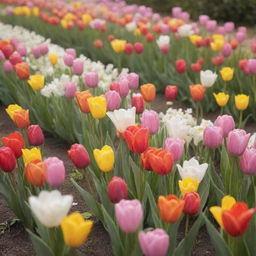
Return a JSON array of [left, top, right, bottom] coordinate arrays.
[[132, 93, 144, 114], [224, 22, 234, 33], [203, 126, 223, 148], [63, 54, 74, 67], [191, 62, 202, 72], [175, 59, 186, 73], [133, 42, 144, 54], [2, 44, 14, 58], [206, 20, 217, 31], [165, 85, 178, 100], [108, 176, 128, 203], [211, 55, 224, 66], [68, 144, 90, 169], [104, 90, 121, 111], [31, 46, 41, 58], [72, 59, 84, 75], [164, 137, 185, 161], [124, 43, 134, 55], [0, 147, 17, 172], [236, 32, 246, 43], [84, 72, 98, 88], [27, 125, 45, 146], [44, 157, 66, 187], [141, 110, 160, 134], [183, 192, 201, 216]]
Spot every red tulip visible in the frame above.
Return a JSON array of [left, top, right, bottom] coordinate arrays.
[[9, 52, 23, 66], [211, 56, 224, 66], [68, 144, 90, 169], [124, 125, 149, 154], [146, 33, 154, 42], [183, 192, 201, 216], [2, 44, 14, 58], [15, 62, 30, 79], [93, 40, 103, 49], [189, 84, 206, 101], [132, 94, 144, 113], [133, 42, 144, 54], [175, 59, 186, 73], [165, 85, 178, 100], [191, 63, 202, 72], [27, 125, 45, 146], [124, 43, 134, 55], [0, 147, 16, 172], [108, 176, 128, 203], [197, 57, 204, 65], [1, 132, 24, 158], [141, 147, 158, 171], [108, 35, 115, 42]]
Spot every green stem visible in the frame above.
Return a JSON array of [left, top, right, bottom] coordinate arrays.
[[185, 215, 189, 235], [238, 111, 243, 129]]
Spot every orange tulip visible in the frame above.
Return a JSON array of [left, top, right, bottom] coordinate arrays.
[[13, 109, 30, 129], [25, 159, 46, 186], [15, 62, 30, 80], [189, 84, 205, 101], [75, 90, 92, 113], [140, 83, 156, 102], [158, 195, 184, 223]]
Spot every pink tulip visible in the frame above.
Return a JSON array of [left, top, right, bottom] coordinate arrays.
[[63, 54, 74, 67], [240, 148, 256, 175], [141, 110, 160, 134], [84, 72, 98, 88], [199, 15, 209, 25], [214, 115, 235, 137], [139, 229, 169, 256], [115, 199, 143, 233], [160, 24, 169, 34], [224, 22, 235, 33], [221, 43, 232, 57], [227, 129, 250, 156], [203, 126, 223, 148], [31, 46, 41, 58], [17, 44, 27, 57], [3, 60, 13, 72], [39, 44, 49, 55], [105, 90, 121, 111], [164, 137, 185, 162], [217, 26, 226, 35], [10, 38, 19, 48], [64, 81, 77, 98], [180, 11, 189, 21], [128, 73, 139, 89], [236, 32, 246, 43], [0, 50, 4, 61], [65, 48, 77, 58], [206, 20, 217, 31], [172, 7, 182, 18], [72, 59, 84, 75], [27, 125, 44, 146], [248, 59, 256, 74], [152, 13, 161, 22], [238, 26, 247, 34], [117, 78, 130, 97], [45, 157, 66, 187]]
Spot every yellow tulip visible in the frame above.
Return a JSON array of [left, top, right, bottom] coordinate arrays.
[[60, 19, 68, 29], [64, 13, 75, 22], [210, 195, 236, 228], [49, 54, 58, 65], [61, 212, 93, 247], [22, 148, 42, 166], [189, 35, 202, 45], [88, 96, 107, 119], [6, 104, 23, 120], [235, 94, 249, 111], [210, 39, 224, 51], [213, 92, 230, 107], [220, 67, 234, 81], [212, 34, 224, 41], [27, 75, 45, 91], [169, 19, 179, 27], [32, 7, 39, 16], [178, 177, 199, 196], [82, 14, 92, 25], [93, 145, 114, 172], [134, 28, 141, 36], [22, 7, 31, 16], [14, 7, 22, 15], [111, 39, 127, 53]]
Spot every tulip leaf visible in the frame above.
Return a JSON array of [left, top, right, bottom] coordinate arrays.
[[173, 213, 203, 256], [244, 215, 256, 256], [198, 171, 210, 210], [203, 213, 232, 256], [26, 229, 54, 256]]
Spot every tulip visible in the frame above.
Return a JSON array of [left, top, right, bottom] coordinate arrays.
[[141, 110, 160, 135], [0, 147, 16, 172], [117, 78, 130, 98], [206, 20, 217, 31], [124, 125, 149, 154], [248, 59, 256, 74], [9, 52, 22, 66], [72, 59, 84, 75], [165, 85, 178, 100], [214, 115, 235, 137], [138, 229, 169, 256], [133, 42, 144, 54], [93, 145, 114, 172], [235, 94, 249, 111], [5, 104, 23, 120], [2, 44, 14, 58], [220, 67, 234, 81], [26, 125, 44, 146], [75, 90, 92, 113], [164, 138, 185, 162], [88, 96, 107, 119], [132, 93, 144, 114], [211, 55, 224, 66], [44, 157, 66, 187], [213, 92, 229, 107], [63, 53, 74, 67], [25, 159, 46, 186], [31, 46, 41, 58], [200, 70, 217, 88], [3, 60, 13, 72], [140, 83, 156, 102], [203, 126, 223, 148], [141, 147, 158, 171], [156, 35, 170, 50], [111, 39, 126, 53], [1, 132, 24, 158], [27, 74, 45, 91], [84, 72, 98, 88], [66, 48, 76, 58], [29, 190, 73, 227], [172, 7, 182, 18], [105, 90, 121, 111], [108, 176, 128, 203], [179, 177, 199, 196], [22, 147, 42, 166], [175, 59, 186, 73], [107, 107, 136, 133], [48, 53, 58, 65], [240, 148, 256, 175], [124, 43, 133, 55], [227, 129, 250, 156], [39, 44, 49, 55], [191, 63, 202, 72], [177, 157, 208, 182], [68, 144, 90, 169], [189, 84, 205, 101], [224, 22, 234, 33], [128, 73, 139, 89], [61, 212, 93, 247], [115, 199, 143, 233], [183, 192, 201, 216], [199, 15, 209, 25], [15, 62, 30, 79], [93, 40, 103, 49], [221, 43, 232, 57], [63, 81, 77, 98], [158, 195, 184, 223], [12, 109, 30, 129]]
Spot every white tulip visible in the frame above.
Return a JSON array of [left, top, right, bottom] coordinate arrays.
[[248, 133, 256, 148], [107, 107, 136, 133], [156, 35, 170, 49], [29, 190, 73, 227], [178, 24, 194, 37], [177, 157, 208, 182], [125, 22, 137, 32], [200, 70, 218, 88]]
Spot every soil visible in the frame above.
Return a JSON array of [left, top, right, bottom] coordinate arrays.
[[0, 97, 221, 256]]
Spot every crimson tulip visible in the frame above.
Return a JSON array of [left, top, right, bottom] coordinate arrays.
[[27, 125, 45, 146], [165, 85, 178, 100], [68, 144, 90, 169], [0, 147, 16, 172], [108, 176, 128, 203], [1, 132, 24, 158], [183, 192, 201, 216]]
